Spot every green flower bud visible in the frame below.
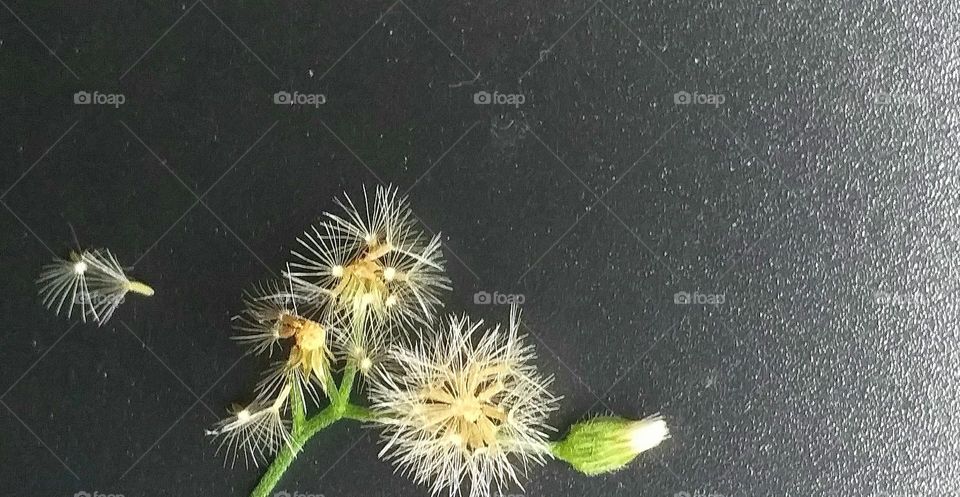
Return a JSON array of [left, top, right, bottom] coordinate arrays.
[[551, 415, 669, 475]]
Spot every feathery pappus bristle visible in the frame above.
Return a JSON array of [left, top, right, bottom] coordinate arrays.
[[206, 384, 293, 468], [232, 277, 315, 357], [368, 306, 558, 497], [37, 248, 154, 325]]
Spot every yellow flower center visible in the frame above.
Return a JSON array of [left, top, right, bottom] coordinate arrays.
[[419, 363, 508, 452], [326, 237, 408, 328], [278, 314, 332, 385], [296, 320, 326, 351]]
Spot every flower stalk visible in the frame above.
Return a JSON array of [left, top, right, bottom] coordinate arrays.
[[250, 362, 374, 497]]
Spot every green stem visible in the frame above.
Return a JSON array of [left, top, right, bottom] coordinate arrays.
[[290, 383, 305, 431], [249, 362, 366, 497], [250, 403, 340, 497], [324, 371, 341, 405], [342, 403, 377, 422], [339, 363, 358, 399]]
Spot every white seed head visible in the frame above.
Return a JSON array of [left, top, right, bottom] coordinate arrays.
[[368, 306, 558, 497], [73, 261, 87, 275], [285, 184, 451, 352]]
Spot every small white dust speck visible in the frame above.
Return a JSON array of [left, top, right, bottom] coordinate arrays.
[[308, 69, 314, 77]]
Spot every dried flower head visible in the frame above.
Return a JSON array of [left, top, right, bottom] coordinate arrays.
[[37, 248, 154, 325], [287, 185, 450, 362], [368, 306, 558, 497], [232, 280, 335, 405]]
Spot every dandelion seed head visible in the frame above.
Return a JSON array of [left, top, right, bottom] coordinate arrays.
[[369, 306, 558, 497], [286, 185, 451, 352], [73, 261, 87, 274]]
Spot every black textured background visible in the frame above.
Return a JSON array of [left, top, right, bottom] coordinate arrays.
[[2, 2, 959, 497]]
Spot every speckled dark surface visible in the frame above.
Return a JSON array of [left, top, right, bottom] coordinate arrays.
[[2, 1, 959, 497]]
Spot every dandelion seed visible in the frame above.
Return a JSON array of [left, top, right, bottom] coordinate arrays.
[[368, 306, 558, 497], [37, 248, 153, 325], [207, 384, 293, 468]]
